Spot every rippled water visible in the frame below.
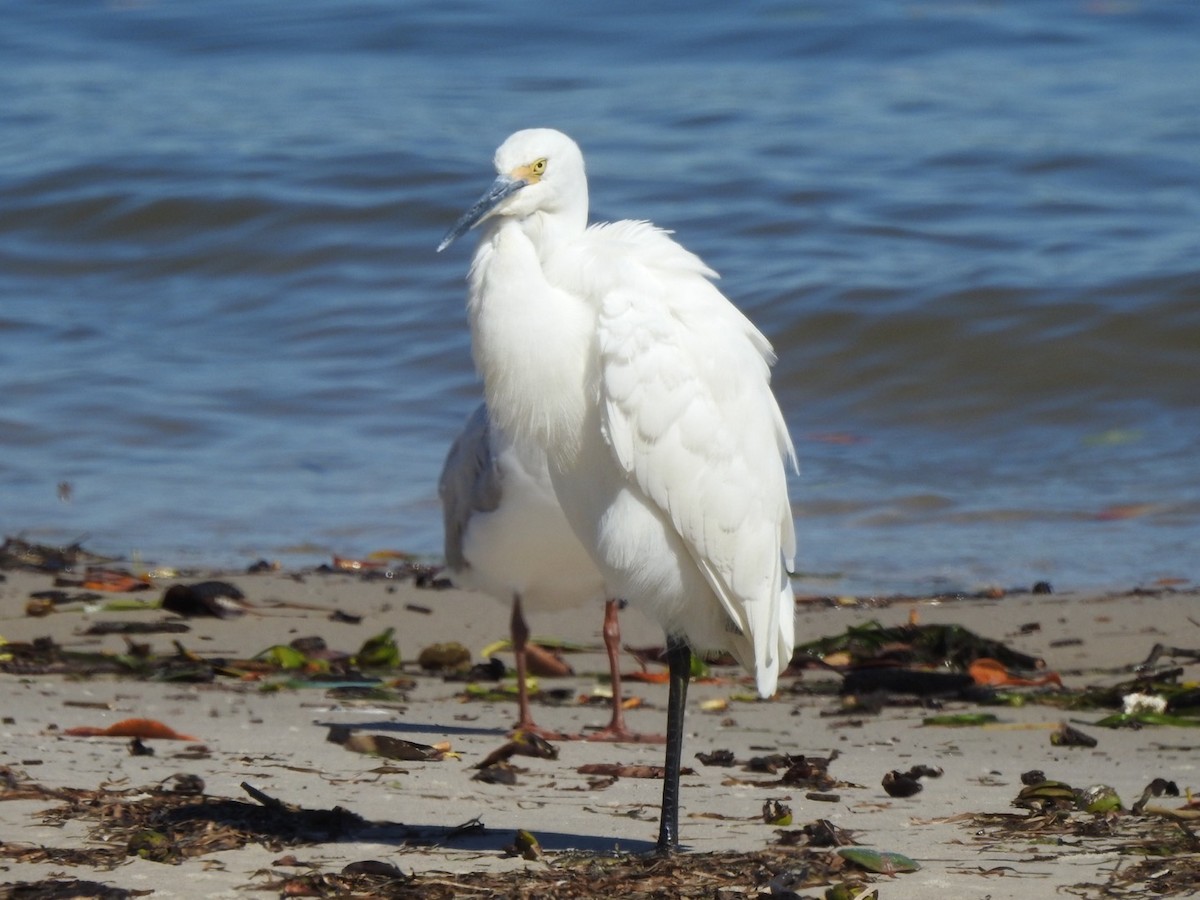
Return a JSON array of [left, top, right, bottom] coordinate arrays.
[[2, 1, 1197, 593]]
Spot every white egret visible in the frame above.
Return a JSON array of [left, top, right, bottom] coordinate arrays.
[[438, 128, 796, 852], [439, 401, 655, 742]]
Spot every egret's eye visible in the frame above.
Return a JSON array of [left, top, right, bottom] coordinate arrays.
[[530, 158, 548, 176]]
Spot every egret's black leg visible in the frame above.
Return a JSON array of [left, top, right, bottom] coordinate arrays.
[[656, 634, 691, 853]]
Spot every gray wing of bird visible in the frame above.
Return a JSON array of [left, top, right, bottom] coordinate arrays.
[[438, 402, 503, 571]]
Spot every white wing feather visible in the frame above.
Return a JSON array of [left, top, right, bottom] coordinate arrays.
[[587, 221, 796, 693]]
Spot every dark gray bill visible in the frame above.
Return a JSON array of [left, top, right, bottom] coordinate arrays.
[[437, 175, 527, 252]]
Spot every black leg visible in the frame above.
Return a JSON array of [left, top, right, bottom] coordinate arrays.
[[656, 634, 691, 852]]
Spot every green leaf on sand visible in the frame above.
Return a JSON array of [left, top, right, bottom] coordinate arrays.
[[922, 712, 999, 727]]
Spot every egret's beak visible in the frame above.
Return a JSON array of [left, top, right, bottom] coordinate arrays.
[[437, 175, 528, 252]]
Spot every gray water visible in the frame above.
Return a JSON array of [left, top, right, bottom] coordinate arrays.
[[2, 1, 1197, 594]]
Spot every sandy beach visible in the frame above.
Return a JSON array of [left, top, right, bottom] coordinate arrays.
[[2, 556, 1198, 898]]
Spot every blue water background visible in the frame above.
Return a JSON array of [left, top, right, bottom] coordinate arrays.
[[2, 1, 1197, 594]]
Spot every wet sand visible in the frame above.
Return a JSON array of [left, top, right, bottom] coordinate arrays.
[[1, 565, 1197, 898]]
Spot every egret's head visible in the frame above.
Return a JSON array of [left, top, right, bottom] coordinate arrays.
[[438, 128, 587, 252]]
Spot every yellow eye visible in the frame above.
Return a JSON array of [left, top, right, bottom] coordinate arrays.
[[530, 158, 547, 176]]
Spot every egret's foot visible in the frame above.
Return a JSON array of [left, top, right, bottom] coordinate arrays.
[[585, 726, 667, 744]]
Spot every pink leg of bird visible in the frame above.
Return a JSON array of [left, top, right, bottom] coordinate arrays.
[[587, 598, 665, 743], [510, 593, 568, 740]]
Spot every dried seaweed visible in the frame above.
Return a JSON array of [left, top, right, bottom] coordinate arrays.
[[794, 620, 1045, 671], [956, 779, 1200, 898], [253, 845, 870, 900], [1105, 851, 1200, 897], [4, 564, 1199, 898], [0, 879, 147, 899], [0, 771, 481, 872], [0, 763, 892, 899], [0, 536, 115, 574]]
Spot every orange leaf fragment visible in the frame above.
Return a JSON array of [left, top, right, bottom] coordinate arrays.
[[63, 717, 199, 741], [623, 671, 670, 684], [524, 642, 573, 677], [81, 568, 150, 592], [969, 658, 1062, 689]]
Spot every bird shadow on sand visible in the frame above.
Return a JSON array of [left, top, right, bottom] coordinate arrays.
[[422, 824, 658, 856], [157, 787, 661, 859], [158, 798, 656, 855], [8, 767, 659, 863]]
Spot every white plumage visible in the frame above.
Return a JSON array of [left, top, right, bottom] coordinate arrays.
[[439, 402, 651, 741], [441, 402, 605, 614], [439, 128, 796, 851]]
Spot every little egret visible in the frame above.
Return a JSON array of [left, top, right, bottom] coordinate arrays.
[[439, 401, 654, 742], [439, 128, 796, 852]]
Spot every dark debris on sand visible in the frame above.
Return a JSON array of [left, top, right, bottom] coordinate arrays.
[[0, 765, 884, 899], [251, 847, 872, 900]]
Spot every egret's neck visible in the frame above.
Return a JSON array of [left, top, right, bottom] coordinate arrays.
[[515, 203, 587, 267], [467, 219, 595, 464]]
